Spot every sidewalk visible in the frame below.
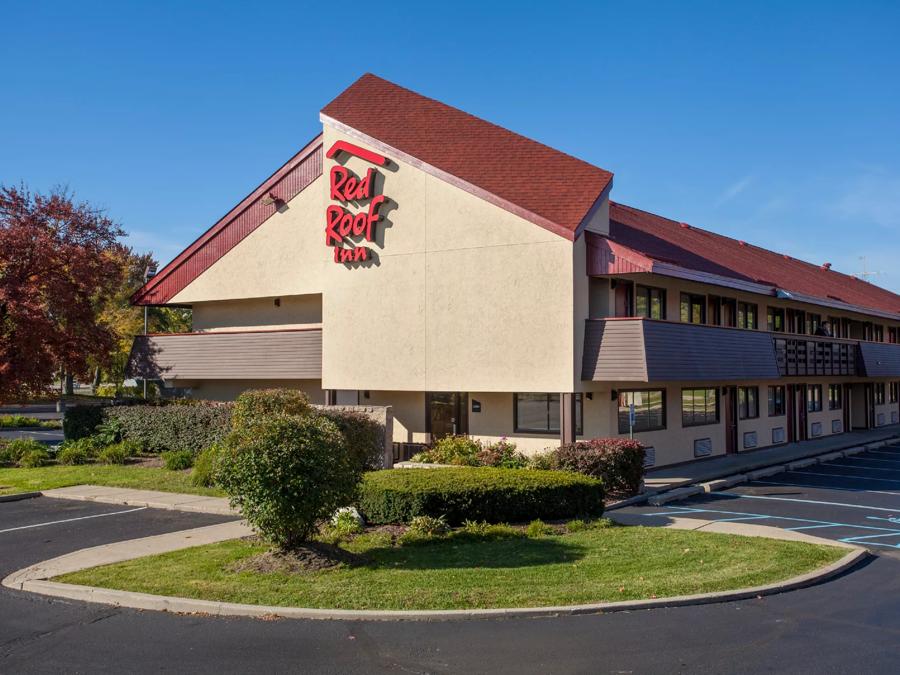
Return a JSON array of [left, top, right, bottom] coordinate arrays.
[[643, 424, 900, 493], [41, 485, 237, 516]]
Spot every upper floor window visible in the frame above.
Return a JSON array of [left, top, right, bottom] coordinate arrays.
[[891, 382, 899, 404], [829, 317, 844, 338], [807, 385, 823, 413], [768, 307, 786, 332], [875, 383, 886, 406], [680, 293, 706, 324], [618, 390, 666, 433], [682, 388, 719, 427], [737, 302, 758, 330], [768, 385, 786, 417], [636, 285, 666, 320], [514, 393, 582, 435], [889, 327, 898, 344], [738, 386, 760, 420], [874, 325, 885, 342], [807, 314, 822, 336], [828, 384, 843, 410]]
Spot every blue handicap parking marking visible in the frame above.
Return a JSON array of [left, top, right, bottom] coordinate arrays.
[[640, 504, 900, 550]]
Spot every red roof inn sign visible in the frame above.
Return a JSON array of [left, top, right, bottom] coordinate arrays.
[[325, 141, 389, 264]]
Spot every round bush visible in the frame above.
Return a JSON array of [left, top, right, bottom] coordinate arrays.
[[97, 443, 129, 465], [161, 449, 194, 471], [358, 468, 604, 525], [58, 445, 90, 465], [551, 439, 645, 497], [231, 389, 311, 431], [216, 413, 361, 550], [18, 448, 50, 468]]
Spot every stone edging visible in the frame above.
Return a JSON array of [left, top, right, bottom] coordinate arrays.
[[1, 516, 867, 622]]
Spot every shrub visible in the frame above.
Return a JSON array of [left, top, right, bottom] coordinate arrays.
[[411, 436, 527, 468], [63, 405, 105, 440], [94, 418, 125, 445], [97, 443, 129, 465], [58, 436, 105, 459], [358, 468, 604, 526], [231, 389, 310, 430], [216, 413, 361, 550], [105, 404, 231, 454], [58, 444, 91, 465], [190, 442, 223, 487], [331, 508, 364, 536], [1, 438, 45, 464], [525, 519, 554, 537], [408, 514, 450, 537], [457, 520, 522, 540], [551, 438, 645, 497], [320, 409, 384, 470], [526, 452, 554, 471], [18, 448, 50, 468], [161, 449, 194, 471], [476, 439, 528, 468]]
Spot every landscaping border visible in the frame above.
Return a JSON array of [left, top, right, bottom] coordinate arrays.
[[2, 516, 866, 622]]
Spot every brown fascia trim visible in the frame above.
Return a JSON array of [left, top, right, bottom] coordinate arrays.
[[141, 327, 323, 337], [132, 133, 324, 306], [320, 114, 583, 242]]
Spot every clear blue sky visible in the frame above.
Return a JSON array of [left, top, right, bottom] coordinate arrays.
[[3, 1, 899, 292]]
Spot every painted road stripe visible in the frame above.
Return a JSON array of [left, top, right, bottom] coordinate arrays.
[[752, 479, 900, 497], [719, 492, 900, 514], [656, 505, 900, 534], [789, 470, 900, 484], [0, 507, 148, 534], [824, 463, 900, 473]]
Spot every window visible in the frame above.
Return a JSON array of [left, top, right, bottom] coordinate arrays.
[[682, 388, 719, 427], [737, 302, 758, 330], [806, 314, 822, 335], [767, 307, 785, 332], [891, 382, 899, 404], [768, 386, 786, 417], [738, 386, 759, 419], [889, 327, 898, 344], [807, 385, 823, 413], [514, 393, 582, 434], [635, 285, 666, 320], [680, 293, 705, 324], [829, 317, 844, 338], [618, 390, 666, 433], [828, 384, 843, 410], [874, 383, 886, 406], [874, 325, 885, 342]]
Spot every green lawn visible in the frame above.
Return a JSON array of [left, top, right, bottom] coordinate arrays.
[[56, 526, 844, 610], [0, 415, 61, 429], [0, 465, 223, 497]]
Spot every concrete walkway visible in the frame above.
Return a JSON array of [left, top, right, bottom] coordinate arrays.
[[644, 424, 900, 493], [41, 485, 237, 516]]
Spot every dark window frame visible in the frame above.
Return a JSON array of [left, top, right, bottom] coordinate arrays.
[[617, 389, 667, 434], [681, 388, 720, 428], [680, 293, 706, 324], [828, 384, 843, 410], [737, 302, 758, 330], [738, 386, 760, 420], [768, 385, 786, 417], [767, 306, 786, 332], [635, 284, 667, 320], [513, 393, 583, 435], [807, 385, 823, 413], [890, 382, 899, 404], [874, 383, 886, 406]]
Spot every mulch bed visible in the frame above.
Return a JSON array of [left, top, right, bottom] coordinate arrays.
[[231, 542, 365, 574]]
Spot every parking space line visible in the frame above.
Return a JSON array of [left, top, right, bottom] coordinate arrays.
[[752, 479, 900, 496], [0, 507, 148, 534], [789, 470, 900, 484], [824, 463, 900, 473], [724, 493, 900, 513]]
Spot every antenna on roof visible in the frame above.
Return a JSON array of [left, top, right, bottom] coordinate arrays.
[[858, 256, 885, 282]]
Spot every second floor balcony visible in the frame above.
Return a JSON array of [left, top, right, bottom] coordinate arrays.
[[582, 318, 900, 383]]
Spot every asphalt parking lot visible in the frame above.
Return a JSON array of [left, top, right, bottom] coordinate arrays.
[[621, 439, 900, 557]]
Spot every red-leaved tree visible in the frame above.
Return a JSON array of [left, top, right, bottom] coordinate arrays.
[[0, 185, 126, 402]]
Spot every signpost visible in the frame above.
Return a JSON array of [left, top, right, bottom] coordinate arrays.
[[629, 403, 636, 440]]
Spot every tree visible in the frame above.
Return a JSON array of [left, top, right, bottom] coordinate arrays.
[[95, 248, 190, 388], [0, 185, 125, 402]]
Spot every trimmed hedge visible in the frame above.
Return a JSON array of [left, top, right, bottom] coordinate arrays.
[[63, 405, 105, 440], [232, 389, 310, 430], [358, 468, 604, 525], [105, 405, 232, 454]]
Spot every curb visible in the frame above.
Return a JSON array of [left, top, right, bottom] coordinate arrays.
[[1, 518, 867, 622], [0, 491, 42, 503]]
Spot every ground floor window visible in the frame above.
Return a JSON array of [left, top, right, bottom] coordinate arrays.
[[738, 386, 760, 419], [682, 388, 718, 427], [828, 384, 842, 410], [514, 393, 582, 435], [875, 383, 886, 405], [807, 385, 823, 412], [891, 382, 899, 404], [768, 385, 786, 417], [618, 390, 666, 433]]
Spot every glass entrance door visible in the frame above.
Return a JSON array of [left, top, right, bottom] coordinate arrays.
[[427, 393, 467, 440]]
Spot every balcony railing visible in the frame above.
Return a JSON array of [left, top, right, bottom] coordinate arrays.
[[774, 335, 859, 377]]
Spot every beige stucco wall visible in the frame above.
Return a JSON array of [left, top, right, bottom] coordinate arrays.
[[364, 390, 427, 444], [191, 295, 322, 332]]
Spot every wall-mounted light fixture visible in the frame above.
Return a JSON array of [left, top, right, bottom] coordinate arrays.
[[274, 297, 281, 307], [611, 389, 619, 401], [586, 392, 593, 400]]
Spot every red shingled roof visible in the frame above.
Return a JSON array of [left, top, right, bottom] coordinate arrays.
[[321, 74, 613, 238], [607, 202, 900, 317]]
